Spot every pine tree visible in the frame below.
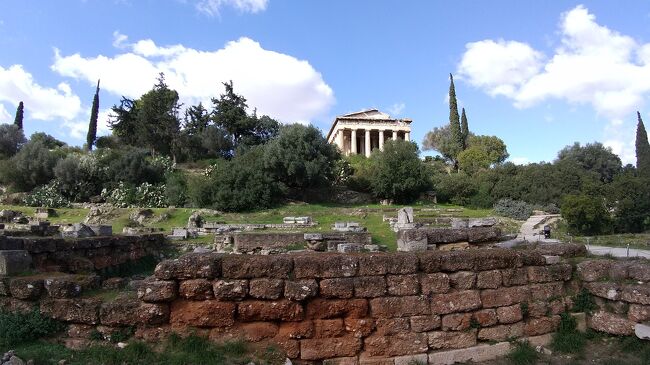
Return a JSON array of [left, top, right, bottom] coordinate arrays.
[[86, 80, 100, 151], [14, 101, 24, 130], [636, 111, 650, 178], [448, 74, 463, 168], [460, 107, 469, 150]]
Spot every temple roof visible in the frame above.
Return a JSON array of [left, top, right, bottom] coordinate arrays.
[[326, 108, 412, 140]]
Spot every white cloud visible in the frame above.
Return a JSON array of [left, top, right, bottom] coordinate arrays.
[[112, 31, 129, 49], [457, 5, 650, 164], [0, 104, 11, 123], [0, 64, 82, 121], [388, 102, 405, 116], [195, 0, 268, 16], [52, 36, 334, 124]]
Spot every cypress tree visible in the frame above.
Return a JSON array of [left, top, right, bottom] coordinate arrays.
[[460, 107, 469, 150], [636, 111, 650, 177], [86, 80, 100, 151], [14, 101, 23, 130], [448, 74, 463, 168]]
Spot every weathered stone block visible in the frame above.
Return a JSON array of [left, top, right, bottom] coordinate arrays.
[[358, 253, 418, 276], [448, 271, 476, 289], [285, 279, 319, 301], [473, 309, 498, 327], [409, 315, 440, 332], [154, 253, 221, 280], [428, 329, 477, 350], [441, 312, 472, 331], [344, 318, 375, 338], [529, 282, 563, 301], [527, 264, 572, 283], [375, 317, 409, 335], [397, 229, 427, 252], [294, 254, 358, 278], [238, 299, 304, 322], [179, 279, 214, 300], [501, 268, 528, 287], [321, 278, 355, 299], [629, 304, 650, 322], [621, 284, 650, 305], [354, 276, 386, 298], [576, 260, 612, 282], [222, 255, 292, 279], [589, 311, 635, 335], [301, 337, 362, 360], [364, 333, 428, 357], [306, 299, 368, 319], [478, 322, 524, 341], [481, 286, 529, 308], [431, 290, 481, 314], [41, 298, 101, 324], [312, 318, 345, 338], [428, 342, 511, 365], [370, 296, 430, 318], [213, 279, 248, 300], [137, 280, 177, 302], [467, 227, 501, 243], [420, 273, 450, 294], [476, 270, 502, 289], [386, 275, 419, 296], [170, 299, 235, 327], [497, 304, 523, 324], [44, 277, 83, 299], [629, 263, 650, 282], [277, 321, 315, 339], [249, 278, 284, 300], [525, 316, 560, 336], [9, 277, 43, 300], [0, 250, 32, 276], [585, 282, 620, 301]]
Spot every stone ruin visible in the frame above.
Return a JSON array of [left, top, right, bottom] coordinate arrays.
[[214, 231, 381, 254]]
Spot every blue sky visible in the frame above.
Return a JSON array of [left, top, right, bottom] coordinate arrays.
[[1, 1, 650, 164]]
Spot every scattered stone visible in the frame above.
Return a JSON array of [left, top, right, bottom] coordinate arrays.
[[332, 222, 366, 232], [397, 207, 414, 224], [337, 244, 362, 253], [0, 250, 32, 276], [129, 209, 154, 225], [543, 255, 561, 265], [60, 223, 95, 239], [87, 225, 112, 236], [188, 211, 203, 229]]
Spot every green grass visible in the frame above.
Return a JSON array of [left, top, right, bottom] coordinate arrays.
[[0, 202, 498, 251], [507, 341, 539, 365], [13, 335, 285, 365], [550, 313, 587, 355], [552, 219, 650, 249]]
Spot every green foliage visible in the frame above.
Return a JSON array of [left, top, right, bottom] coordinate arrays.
[[434, 172, 477, 206], [551, 313, 586, 354], [101, 181, 136, 207], [186, 174, 214, 208], [54, 153, 105, 202], [457, 145, 491, 175], [263, 124, 340, 189], [557, 142, 622, 183], [572, 288, 597, 314], [14, 101, 24, 129], [467, 135, 509, 165], [460, 107, 469, 149], [493, 198, 533, 220], [30, 132, 67, 149], [95, 135, 120, 149], [367, 139, 431, 203], [102, 182, 167, 208], [0, 140, 60, 191], [345, 154, 374, 192], [104, 147, 167, 186], [507, 341, 539, 365], [607, 172, 650, 233], [0, 123, 26, 158], [0, 309, 65, 347], [22, 180, 70, 208], [636, 112, 650, 178], [448, 74, 463, 163], [165, 171, 188, 207], [561, 194, 611, 235], [87, 80, 100, 151]]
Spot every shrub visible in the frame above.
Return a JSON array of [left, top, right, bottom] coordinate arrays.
[[29, 132, 66, 149], [550, 313, 586, 354], [0, 309, 65, 347], [134, 182, 167, 207], [507, 341, 538, 365], [367, 139, 431, 203], [561, 194, 611, 235], [54, 153, 106, 202], [186, 174, 214, 208], [0, 140, 60, 191], [0, 124, 26, 158], [494, 198, 533, 220], [434, 172, 477, 206], [101, 182, 136, 207], [345, 155, 373, 193], [103, 147, 166, 186], [22, 180, 70, 208], [165, 171, 188, 207]]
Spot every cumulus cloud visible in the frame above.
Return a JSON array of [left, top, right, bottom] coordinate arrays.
[[0, 65, 82, 122], [0, 103, 11, 123], [195, 0, 268, 16], [457, 5, 650, 164], [52, 36, 334, 124]]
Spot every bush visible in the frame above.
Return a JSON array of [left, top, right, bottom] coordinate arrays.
[[345, 155, 373, 193], [263, 124, 340, 189], [165, 171, 188, 207], [134, 182, 167, 208], [494, 198, 533, 220], [561, 194, 611, 235], [186, 174, 214, 208], [434, 172, 477, 206], [29, 132, 66, 149], [0, 140, 60, 191], [367, 140, 431, 203], [0, 124, 26, 158], [54, 153, 106, 202], [0, 309, 65, 347], [550, 313, 586, 354], [22, 180, 70, 208], [101, 182, 136, 207], [103, 147, 167, 186], [507, 341, 538, 365]]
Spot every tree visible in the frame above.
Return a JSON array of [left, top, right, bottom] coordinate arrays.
[[457, 146, 490, 175], [460, 107, 469, 149], [561, 194, 610, 235], [0, 140, 60, 191], [14, 101, 23, 130], [556, 142, 621, 183], [183, 103, 211, 134], [87, 80, 100, 151], [422, 125, 458, 166], [29, 133, 66, 149], [368, 139, 431, 203], [467, 135, 509, 164], [263, 124, 340, 190], [0, 124, 26, 158], [607, 172, 650, 233], [448, 74, 463, 165], [636, 111, 650, 178], [109, 97, 140, 145]]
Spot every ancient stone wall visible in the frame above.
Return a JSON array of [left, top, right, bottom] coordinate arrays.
[[0, 234, 164, 273], [228, 232, 373, 253]]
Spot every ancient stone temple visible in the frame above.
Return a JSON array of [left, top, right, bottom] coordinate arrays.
[[326, 109, 412, 157]]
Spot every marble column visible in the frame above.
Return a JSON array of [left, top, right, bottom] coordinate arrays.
[[379, 130, 385, 150], [351, 129, 357, 154], [337, 130, 344, 152], [392, 130, 398, 140], [405, 131, 410, 141], [365, 129, 371, 157]]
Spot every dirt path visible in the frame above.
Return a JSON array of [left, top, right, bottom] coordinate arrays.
[[516, 214, 560, 243]]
